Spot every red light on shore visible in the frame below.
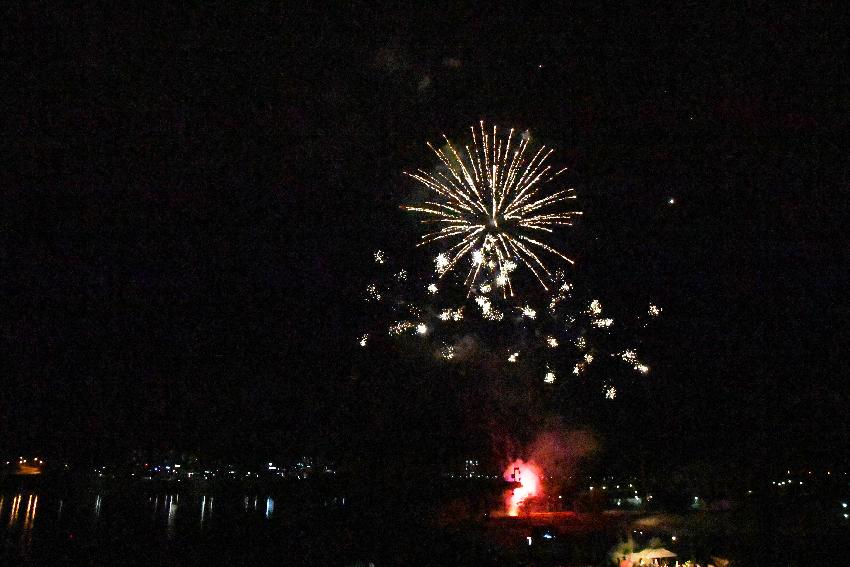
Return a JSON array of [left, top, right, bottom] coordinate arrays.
[[504, 459, 542, 516]]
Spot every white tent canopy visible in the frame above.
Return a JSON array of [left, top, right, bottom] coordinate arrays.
[[630, 548, 678, 561]]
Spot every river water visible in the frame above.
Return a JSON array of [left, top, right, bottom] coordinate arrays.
[[0, 488, 348, 565]]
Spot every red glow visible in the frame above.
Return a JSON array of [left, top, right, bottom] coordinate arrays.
[[503, 459, 542, 516]]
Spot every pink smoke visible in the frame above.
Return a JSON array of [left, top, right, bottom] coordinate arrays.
[[526, 428, 597, 485]]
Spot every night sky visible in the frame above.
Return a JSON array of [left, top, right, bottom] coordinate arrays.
[[2, 5, 847, 470]]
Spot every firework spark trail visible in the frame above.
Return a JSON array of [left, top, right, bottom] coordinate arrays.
[[403, 122, 581, 294]]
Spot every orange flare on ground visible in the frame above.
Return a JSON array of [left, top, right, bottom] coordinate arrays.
[[503, 459, 542, 516]]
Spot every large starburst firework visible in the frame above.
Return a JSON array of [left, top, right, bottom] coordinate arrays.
[[402, 122, 581, 294]]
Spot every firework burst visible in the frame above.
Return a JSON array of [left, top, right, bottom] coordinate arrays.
[[403, 122, 581, 294], [358, 124, 657, 399]]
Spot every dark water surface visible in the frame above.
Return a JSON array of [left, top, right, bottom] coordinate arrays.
[[0, 480, 609, 566], [7, 480, 846, 566], [0, 486, 365, 566], [0, 478, 540, 566]]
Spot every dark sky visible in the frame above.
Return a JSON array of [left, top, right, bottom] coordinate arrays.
[[2, 4, 847, 468]]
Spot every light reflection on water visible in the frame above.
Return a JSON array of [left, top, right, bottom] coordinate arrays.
[[7, 494, 19, 527], [1, 491, 276, 538], [22, 494, 37, 550], [0, 490, 283, 561], [0, 492, 40, 557], [166, 494, 177, 539], [198, 494, 215, 527]]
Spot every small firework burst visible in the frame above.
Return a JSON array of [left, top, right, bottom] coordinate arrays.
[[521, 305, 537, 319], [388, 321, 415, 336], [365, 283, 382, 302], [438, 308, 464, 322], [620, 350, 637, 363]]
